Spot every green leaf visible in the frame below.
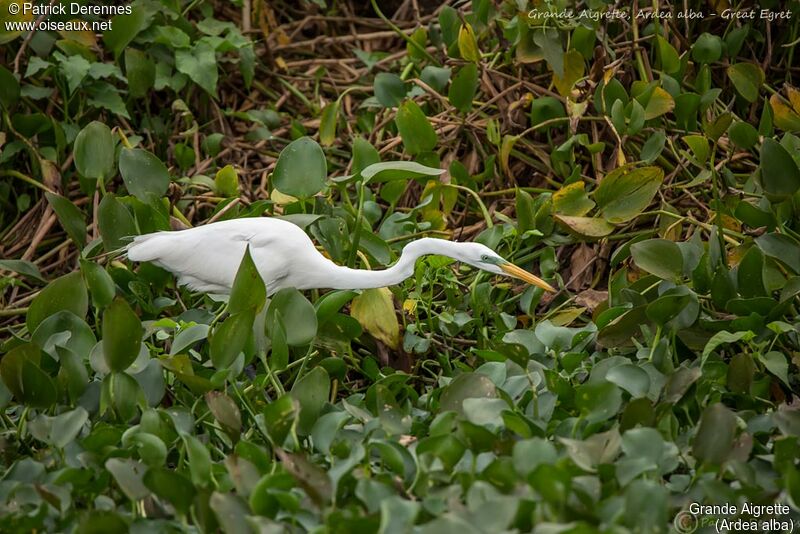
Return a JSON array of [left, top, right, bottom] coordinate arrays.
[[266, 288, 317, 346], [263, 394, 298, 446], [691, 33, 722, 63], [606, 364, 650, 398], [0, 64, 20, 109], [205, 391, 242, 441], [319, 100, 339, 146], [105, 458, 149, 501], [119, 147, 170, 201], [655, 35, 680, 74], [760, 351, 790, 387], [646, 293, 691, 326], [759, 138, 800, 200], [726, 62, 764, 103], [103, 8, 149, 56], [640, 130, 666, 163], [272, 136, 327, 198], [214, 164, 239, 197], [208, 492, 251, 534], [26, 271, 87, 333], [97, 193, 137, 251], [352, 137, 380, 175], [143, 467, 196, 516], [728, 121, 758, 149], [448, 63, 478, 113], [420, 65, 451, 93], [692, 403, 736, 465], [182, 433, 213, 488], [575, 381, 623, 423], [395, 100, 437, 155], [630, 239, 683, 282], [44, 192, 86, 248], [79, 259, 116, 308], [682, 134, 709, 165], [291, 367, 330, 435], [175, 41, 218, 95], [737, 246, 766, 298], [530, 96, 566, 128], [594, 165, 663, 223], [103, 297, 143, 373], [0, 259, 46, 283], [361, 161, 442, 183], [210, 310, 254, 369], [439, 373, 496, 415], [29, 407, 89, 449], [228, 246, 266, 314], [374, 73, 407, 107], [0, 343, 56, 408], [74, 121, 115, 181], [124, 48, 155, 98]]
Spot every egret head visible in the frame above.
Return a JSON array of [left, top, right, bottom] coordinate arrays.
[[454, 243, 557, 293]]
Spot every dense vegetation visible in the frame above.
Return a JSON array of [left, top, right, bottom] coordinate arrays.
[[1, 0, 800, 532]]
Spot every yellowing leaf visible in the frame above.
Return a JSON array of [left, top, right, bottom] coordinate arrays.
[[458, 23, 480, 63], [553, 50, 584, 97], [500, 135, 519, 178], [770, 94, 800, 132], [787, 87, 800, 112], [643, 86, 674, 120], [552, 181, 595, 216], [554, 215, 615, 238], [350, 288, 400, 349], [270, 188, 298, 205], [58, 21, 97, 47]]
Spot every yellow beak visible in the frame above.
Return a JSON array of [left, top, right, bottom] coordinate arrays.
[[500, 262, 557, 292]]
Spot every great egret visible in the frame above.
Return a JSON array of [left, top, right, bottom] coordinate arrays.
[[126, 218, 556, 294]]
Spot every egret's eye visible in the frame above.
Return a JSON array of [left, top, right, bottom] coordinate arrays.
[[481, 254, 490, 261]]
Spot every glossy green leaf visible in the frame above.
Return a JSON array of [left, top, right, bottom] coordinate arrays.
[[291, 367, 330, 435], [214, 165, 239, 197], [97, 193, 137, 251], [44, 192, 86, 248], [594, 165, 663, 223], [266, 288, 317, 346], [693, 403, 736, 465], [374, 73, 407, 107], [727, 62, 764, 102], [228, 246, 266, 314], [119, 147, 170, 201], [79, 259, 115, 308], [759, 138, 800, 199], [630, 239, 683, 282], [448, 63, 478, 113], [26, 271, 88, 333], [143, 467, 196, 515], [210, 310, 254, 369], [74, 121, 115, 181], [103, 297, 143, 373], [395, 100, 437, 155], [272, 136, 327, 198]]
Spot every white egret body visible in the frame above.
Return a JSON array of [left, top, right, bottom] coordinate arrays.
[[126, 218, 555, 294]]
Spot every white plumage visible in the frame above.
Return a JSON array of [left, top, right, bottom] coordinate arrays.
[[126, 217, 555, 295]]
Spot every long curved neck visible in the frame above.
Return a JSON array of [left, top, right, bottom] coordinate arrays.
[[318, 238, 465, 290]]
